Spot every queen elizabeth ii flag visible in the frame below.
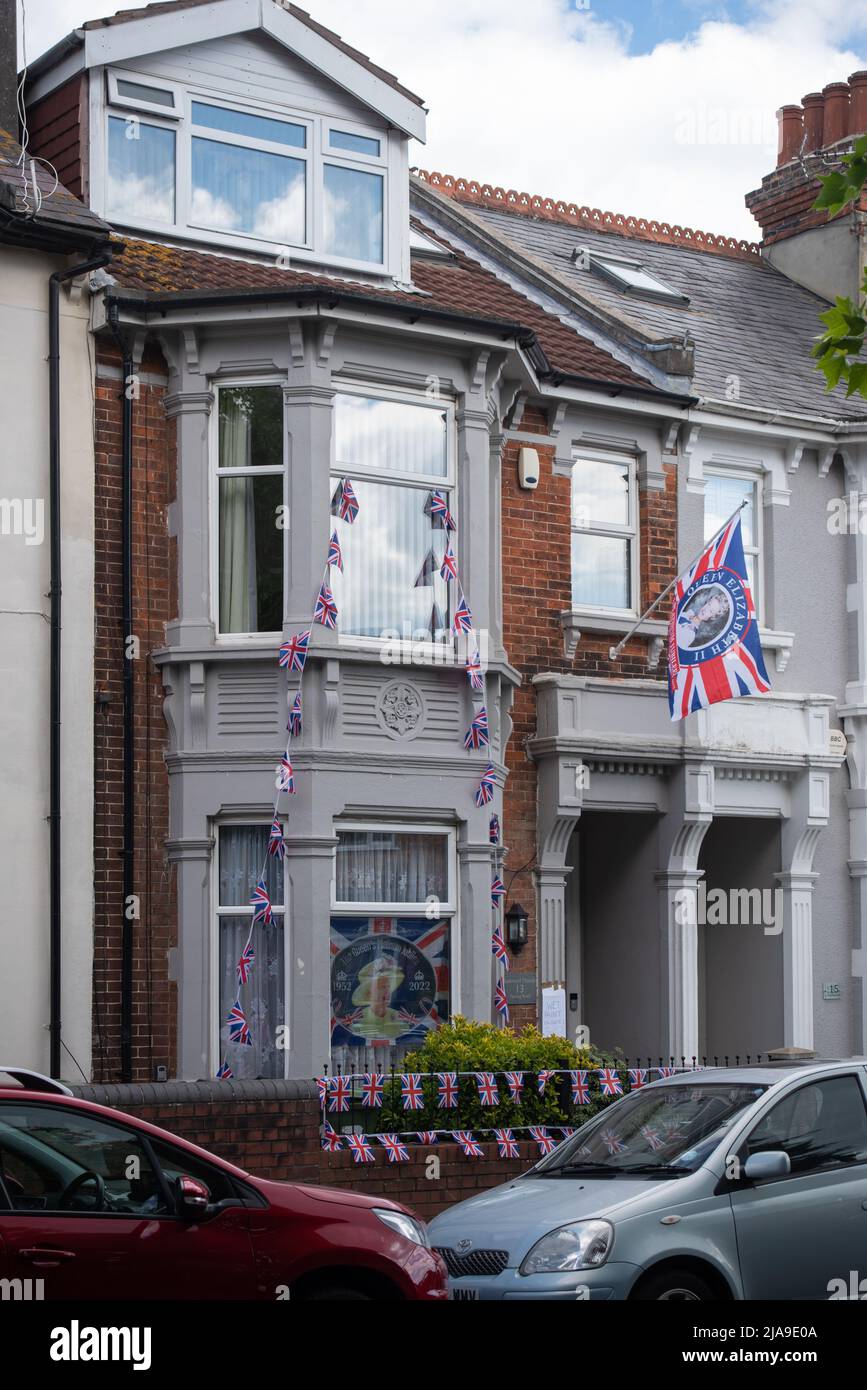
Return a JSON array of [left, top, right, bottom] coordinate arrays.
[[668, 515, 770, 721]]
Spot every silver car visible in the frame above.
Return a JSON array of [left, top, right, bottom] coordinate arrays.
[[428, 1060, 867, 1300]]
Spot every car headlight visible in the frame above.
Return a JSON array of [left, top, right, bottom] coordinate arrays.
[[519, 1220, 613, 1275], [373, 1208, 430, 1248]]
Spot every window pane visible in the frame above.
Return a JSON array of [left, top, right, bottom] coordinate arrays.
[[330, 915, 451, 1071], [330, 128, 381, 157], [334, 394, 447, 477], [328, 477, 450, 639], [219, 475, 283, 633], [572, 532, 630, 609], [572, 458, 629, 527], [107, 116, 175, 222], [219, 914, 285, 1080], [324, 163, 383, 263], [335, 830, 448, 903], [219, 386, 283, 470], [116, 78, 175, 108], [746, 1077, 867, 1175], [705, 474, 756, 549], [149, 1140, 236, 1203], [192, 137, 305, 242], [192, 102, 306, 148], [219, 826, 284, 907]]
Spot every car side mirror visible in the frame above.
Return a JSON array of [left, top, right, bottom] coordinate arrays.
[[174, 1175, 211, 1220], [743, 1150, 791, 1181]]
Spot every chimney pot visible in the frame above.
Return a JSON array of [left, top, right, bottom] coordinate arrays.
[[822, 81, 850, 147], [776, 104, 804, 166], [848, 70, 867, 136], [801, 92, 825, 153]]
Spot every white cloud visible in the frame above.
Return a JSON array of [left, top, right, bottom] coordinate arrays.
[[20, 0, 867, 239]]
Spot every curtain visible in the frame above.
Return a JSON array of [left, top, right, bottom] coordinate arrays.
[[335, 831, 448, 904], [191, 137, 305, 242], [219, 398, 258, 633], [218, 827, 284, 1081], [107, 117, 175, 224], [323, 164, 383, 263]]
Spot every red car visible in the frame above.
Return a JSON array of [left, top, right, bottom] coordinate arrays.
[[0, 1069, 447, 1301]]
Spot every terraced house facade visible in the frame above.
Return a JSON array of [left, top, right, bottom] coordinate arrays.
[[16, 0, 867, 1082]]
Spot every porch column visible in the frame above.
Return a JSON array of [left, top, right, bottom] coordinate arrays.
[[536, 865, 571, 991], [458, 838, 498, 1023], [776, 767, 829, 1050], [657, 764, 714, 1062]]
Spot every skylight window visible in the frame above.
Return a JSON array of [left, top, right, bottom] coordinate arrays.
[[572, 246, 688, 305]]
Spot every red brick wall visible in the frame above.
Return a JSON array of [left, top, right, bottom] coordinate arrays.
[[93, 339, 178, 1082], [501, 407, 677, 1023], [26, 75, 87, 200]]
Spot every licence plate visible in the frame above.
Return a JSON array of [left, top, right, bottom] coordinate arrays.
[[452, 1287, 480, 1301]]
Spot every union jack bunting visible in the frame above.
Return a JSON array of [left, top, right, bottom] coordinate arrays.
[[494, 1128, 519, 1159], [268, 816, 285, 861], [227, 1000, 252, 1046], [570, 1069, 590, 1105], [338, 478, 359, 524], [657, 1066, 677, 1078], [475, 1072, 499, 1106], [529, 1126, 557, 1156], [400, 1074, 425, 1111], [560, 1127, 576, 1139], [437, 1072, 459, 1109], [489, 814, 500, 844], [491, 876, 506, 906], [491, 928, 510, 968], [316, 1076, 330, 1106], [417, 1131, 438, 1146], [236, 940, 255, 986], [327, 530, 343, 572], [287, 691, 302, 738], [428, 490, 456, 533], [598, 1068, 623, 1097], [466, 650, 484, 692], [628, 1068, 648, 1090], [379, 1134, 410, 1164], [440, 545, 458, 581], [504, 1071, 525, 1103], [216, 1061, 233, 1080], [452, 589, 473, 635], [328, 1075, 352, 1113], [360, 1073, 384, 1108], [668, 514, 770, 721], [278, 630, 310, 672], [475, 763, 496, 808], [321, 1123, 344, 1153], [494, 979, 509, 1020], [346, 1134, 375, 1164], [314, 580, 338, 629], [414, 548, 438, 588], [601, 1127, 626, 1155], [463, 705, 489, 751], [640, 1124, 665, 1152], [452, 1131, 484, 1158], [537, 1070, 555, 1096], [277, 754, 294, 794], [250, 879, 273, 926]]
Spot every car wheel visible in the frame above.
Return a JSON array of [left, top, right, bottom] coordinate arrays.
[[303, 1286, 372, 1301], [634, 1269, 716, 1301]]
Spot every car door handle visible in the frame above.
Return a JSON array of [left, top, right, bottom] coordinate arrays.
[[18, 1247, 77, 1266]]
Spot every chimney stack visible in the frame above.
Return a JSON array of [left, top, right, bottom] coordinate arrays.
[[0, 0, 18, 139]]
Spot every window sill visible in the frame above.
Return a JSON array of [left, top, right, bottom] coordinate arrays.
[[559, 611, 795, 674]]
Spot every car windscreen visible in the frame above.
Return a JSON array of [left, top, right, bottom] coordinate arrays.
[[534, 1082, 767, 1176]]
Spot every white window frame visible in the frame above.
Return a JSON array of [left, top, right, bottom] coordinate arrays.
[[330, 383, 457, 655], [210, 378, 288, 644], [210, 819, 290, 1081], [107, 70, 182, 119], [570, 450, 639, 618], [704, 467, 763, 622], [331, 822, 457, 915]]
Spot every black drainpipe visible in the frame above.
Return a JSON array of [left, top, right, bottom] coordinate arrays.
[[48, 249, 113, 1080], [106, 301, 135, 1083]]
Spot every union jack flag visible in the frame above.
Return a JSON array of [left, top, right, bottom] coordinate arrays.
[[277, 754, 294, 794], [494, 1128, 519, 1159], [428, 490, 456, 533], [668, 514, 770, 721], [475, 1072, 499, 1106], [236, 940, 255, 985], [628, 1068, 648, 1090], [489, 814, 500, 844], [314, 580, 338, 629], [452, 589, 473, 634], [570, 1069, 590, 1105], [417, 1131, 438, 1146], [452, 1131, 483, 1158], [227, 1000, 252, 1046], [504, 1071, 524, 1103], [268, 816, 285, 861], [328, 1075, 352, 1113], [327, 530, 343, 572], [657, 1066, 677, 1078], [440, 545, 458, 581], [360, 1073, 384, 1108], [287, 691, 302, 738], [475, 763, 496, 808], [339, 478, 359, 524], [466, 650, 484, 692], [437, 1072, 459, 1108], [560, 1127, 576, 1139], [321, 1122, 344, 1153], [494, 979, 509, 1020], [379, 1134, 410, 1164], [400, 1074, 424, 1111], [537, 1070, 555, 1096], [250, 879, 273, 926], [491, 928, 510, 968], [491, 876, 506, 906], [601, 1127, 626, 1155], [463, 706, 489, 751], [640, 1124, 665, 1152], [529, 1125, 557, 1155], [346, 1134, 375, 1164], [278, 630, 310, 672], [598, 1068, 623, 1097], [216, 1061, 233, 1080], [316, 1076, 330, 1106]]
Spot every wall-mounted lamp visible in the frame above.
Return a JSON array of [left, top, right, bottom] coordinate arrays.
[[505, 901, 529, 953]]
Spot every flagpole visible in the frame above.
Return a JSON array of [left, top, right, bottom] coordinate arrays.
[[607, 499, 748, 662]]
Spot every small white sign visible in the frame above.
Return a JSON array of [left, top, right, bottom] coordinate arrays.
[[541, 986, 567, 1038]]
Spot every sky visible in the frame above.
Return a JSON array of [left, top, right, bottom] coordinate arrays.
[[17, 0, 867, 239]]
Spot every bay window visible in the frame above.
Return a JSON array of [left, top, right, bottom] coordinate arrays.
[[571, 453, 636, 612], [216, 384, 285, 637], [705, 470, 762, 616]]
